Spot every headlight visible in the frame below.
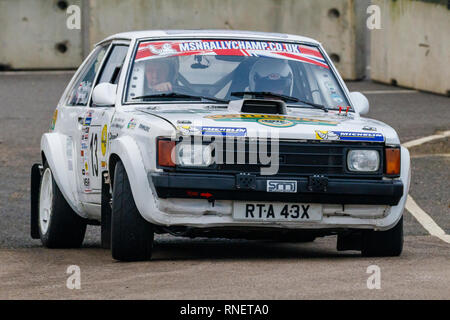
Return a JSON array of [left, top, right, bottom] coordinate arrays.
[[347, 150, 380, 172], [176, 143, 213, 167]]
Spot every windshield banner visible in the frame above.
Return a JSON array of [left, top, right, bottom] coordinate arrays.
[[135, 40, 329, 68]]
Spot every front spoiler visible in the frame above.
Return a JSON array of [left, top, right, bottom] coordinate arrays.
[[150, 173, 404, 206]]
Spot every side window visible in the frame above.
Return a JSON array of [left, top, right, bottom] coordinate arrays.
[[66, 45, 108, 106], [96, 45, 129, 85]]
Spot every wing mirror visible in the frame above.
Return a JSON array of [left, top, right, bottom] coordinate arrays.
[[92, 83, 117, 106], [349, 92, 369, 115]]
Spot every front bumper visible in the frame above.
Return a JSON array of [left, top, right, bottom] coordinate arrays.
[[150, 172, 404, 206]]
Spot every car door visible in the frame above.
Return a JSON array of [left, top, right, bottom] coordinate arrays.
[[77, 42, 130, 208], [56, 43, 109, 218]]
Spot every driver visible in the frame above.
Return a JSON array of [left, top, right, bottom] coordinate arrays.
[[248, 58, 294, 96], [144, 57, 178, 92]]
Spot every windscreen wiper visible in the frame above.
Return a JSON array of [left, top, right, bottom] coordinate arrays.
[[230, 91, 328, 112], [132, 92, 228, 103]]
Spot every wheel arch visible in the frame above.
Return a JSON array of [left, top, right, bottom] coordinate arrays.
[[108, 136, 161, 225], [40, 132, 84, 216]]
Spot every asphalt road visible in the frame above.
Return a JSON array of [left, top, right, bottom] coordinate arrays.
[[0, 72, 449, 299]]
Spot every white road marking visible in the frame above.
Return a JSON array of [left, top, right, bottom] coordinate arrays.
[[402, 132, 450, 244], [361, 89, 418, 94], [402, 130, 450, 149], [405, 196, 450, 244]]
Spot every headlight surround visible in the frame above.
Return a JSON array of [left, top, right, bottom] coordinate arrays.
[[347, 149, 380, 172], [176, 143, 213, 167]]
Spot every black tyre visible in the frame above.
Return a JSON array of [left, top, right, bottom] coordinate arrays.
[[38, 163, 87, 248], [111, 160, 154, 261], [362, 216, 403, 257]]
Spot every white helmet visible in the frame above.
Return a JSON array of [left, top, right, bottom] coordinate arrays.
[[249, 58, 294, 95]]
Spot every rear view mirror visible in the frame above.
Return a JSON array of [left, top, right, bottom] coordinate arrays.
[[92, 83, 117, 106], [349, 92, 369, 115]]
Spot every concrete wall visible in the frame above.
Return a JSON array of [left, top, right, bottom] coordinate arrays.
[[0, 0, 367, 79], [87, 0, 366, 80], [0, 0, 83, 69], [371, 0, 450, 95]]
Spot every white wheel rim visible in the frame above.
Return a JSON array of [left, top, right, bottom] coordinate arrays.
[[39, 168, 53, 234]]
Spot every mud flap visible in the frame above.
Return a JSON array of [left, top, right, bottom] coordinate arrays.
[[101, 172, 112, 249], [30, 163, 43, 239]]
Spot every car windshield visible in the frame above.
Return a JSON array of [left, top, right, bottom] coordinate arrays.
[[125, 39, 350, 109]]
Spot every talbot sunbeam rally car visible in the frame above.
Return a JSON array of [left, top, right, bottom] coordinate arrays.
[[31, 30, 410, 261]]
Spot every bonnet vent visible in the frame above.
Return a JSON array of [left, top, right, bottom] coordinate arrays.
[[229, 99, 287, 115]]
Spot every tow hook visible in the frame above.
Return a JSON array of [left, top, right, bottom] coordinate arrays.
[[308, 175, 328, 192]]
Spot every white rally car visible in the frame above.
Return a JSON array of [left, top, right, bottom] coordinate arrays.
[[31, 30, 410, 261]]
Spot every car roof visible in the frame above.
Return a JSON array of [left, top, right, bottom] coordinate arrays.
[[97, 29, 321, 46]]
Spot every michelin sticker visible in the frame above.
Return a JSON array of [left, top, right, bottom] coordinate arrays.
[[315, 130, 384, 142], [201, 127, 247, 136]]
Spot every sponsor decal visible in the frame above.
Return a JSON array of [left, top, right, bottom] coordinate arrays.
[[315, 130, 384, 142], [127, 118, 136, 129], [84, 117, 92, 126], [315, 130, 339, 140], [257, 119, 294, 127], [177, 120, 192, 124], [201, 126, 247, 136], [362, 126, 377, 131], [111, 123, 124, 129], [135, 40, 329, 69], [83, 110, 93, 126], [267, 180, 297, 193], [111, 117, 125, 129], [109, 133, 119, 140], [50, 109, 58, 131], [147, 43, 177, 56], [138, 123, 150, 132], [176, 125, 247, 136], [101, 125, 107, 156], [204, 114, 338, 127], [176, 125, 201, 135]]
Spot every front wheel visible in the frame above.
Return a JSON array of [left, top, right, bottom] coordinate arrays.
[[111, 160, 154, 261], [361, 216, 403, 257], [38, 163, 86, 248]]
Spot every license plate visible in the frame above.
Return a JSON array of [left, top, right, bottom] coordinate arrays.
[[233, 202, 322, 222]]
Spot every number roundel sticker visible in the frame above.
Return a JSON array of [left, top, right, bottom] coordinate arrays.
[[101, 125, 107, 156]]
